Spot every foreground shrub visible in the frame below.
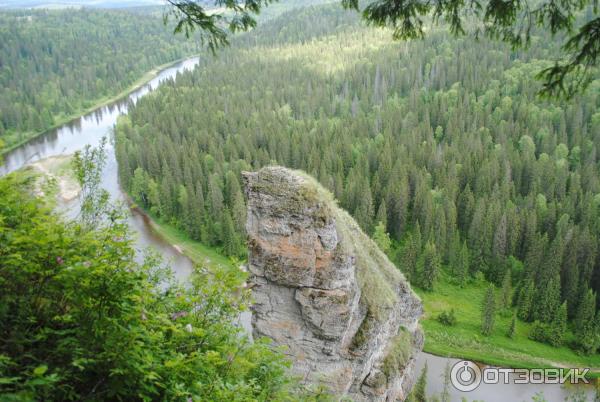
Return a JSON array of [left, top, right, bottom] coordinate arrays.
[[437, 309, 457, 326], [0, 173, 302, 401]]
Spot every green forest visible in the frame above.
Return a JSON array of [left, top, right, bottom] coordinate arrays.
[[115, 4, 600, 367], [0, 8, 199, 151]]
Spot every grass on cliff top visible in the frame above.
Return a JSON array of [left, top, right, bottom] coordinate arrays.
[[336, 209, 407, 320], [415, 268, 600, 378], [293, 168, 412, 322]]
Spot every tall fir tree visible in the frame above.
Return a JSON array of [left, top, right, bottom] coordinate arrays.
[[547, 302, 568, 346], [532, 274, 561, 323], [508, 313, 517, 338], [517, 279, 535, 321], [222, 208, 242, 258], [456, 241, 470, 287], [420, 241, 440, 291], [500, 270, 512, 309], [481, 285, 496, 336], [399, 233, 418, 279]]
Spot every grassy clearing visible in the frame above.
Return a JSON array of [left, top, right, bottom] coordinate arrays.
[[416, 269, 600, 378], [142, 210, 237, 273], [1, 56, 197, 155]]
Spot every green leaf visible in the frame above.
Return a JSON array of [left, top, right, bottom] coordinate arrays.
[[32, 365, 48, 376]]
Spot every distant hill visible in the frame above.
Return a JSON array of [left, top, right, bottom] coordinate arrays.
[[0, 0, 164, 9]]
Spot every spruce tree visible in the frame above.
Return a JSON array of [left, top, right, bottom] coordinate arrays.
[[532, 274, 561, 323], [508, 313, 517, 338], [420, 241, 440, 291], [399, 233, 418, 279], [492, 213, 507, 266], [222, 209, 241, 258], [547, 302, 567, 346], [414, 220, 423, 252], [575, 289, 597, 335], [456, 241, 469, 287], [575, 290, 599, 354], [517, 279, 535, 321], [481, 285, 496, 336], [375, 202, 388, 230], [448, 231, 461, 270], [500, 270, 512, 309]]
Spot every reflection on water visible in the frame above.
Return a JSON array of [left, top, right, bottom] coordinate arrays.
[[1, 57, 200, 281]]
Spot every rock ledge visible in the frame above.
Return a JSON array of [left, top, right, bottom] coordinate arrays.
[[243, 166, 423, 401]]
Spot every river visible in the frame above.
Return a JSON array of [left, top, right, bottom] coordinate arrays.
[[1, 57, 595, 402], [0, 57, 199, 281]]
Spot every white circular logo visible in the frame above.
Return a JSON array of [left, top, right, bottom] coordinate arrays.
[[451, 360, 482, 392]]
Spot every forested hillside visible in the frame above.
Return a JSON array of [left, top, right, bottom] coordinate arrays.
[[115, 4, 600, 362], [0, 8, 199, 150]]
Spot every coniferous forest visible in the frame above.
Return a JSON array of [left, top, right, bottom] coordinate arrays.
[[115, 4, 600, 360], [0, 8, 199, 150]]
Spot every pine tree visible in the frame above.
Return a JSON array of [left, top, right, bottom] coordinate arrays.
[[492, 213, 507, 265], [481, 285, 496, 336], [500, 270, 512, 309], [433, 206, 447, 258], [231, 190, 247, 234], [532, 274, 561, 323], [575, 289, 599, 354], [399, 233, 418, 279], [375, 202, 388, 230], [457, 184, 474, 231], [177, 185, 190, 232], [414, 220, 423, 252], [355, 184, 374, 233], [508, 313, 517, 338], [561, 237, 580, 318], [222, 208, 241, 258], [468, 199, 492, 276], [188, 187, 205, 241], [575, 289, 597, 335], [448, 231, 461, 269], [456, 241, 469, 287], [420, 241, 440, 291], [547, 302, 567, 346], [517, 279, 535, 321]]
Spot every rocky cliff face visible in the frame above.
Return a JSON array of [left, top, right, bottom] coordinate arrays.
[[243, 166, 423, 401]]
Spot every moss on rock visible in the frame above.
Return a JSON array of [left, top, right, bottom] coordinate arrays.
[[382, 329, 413, 377]]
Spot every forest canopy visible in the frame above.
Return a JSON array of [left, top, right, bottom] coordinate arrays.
[[168, 0, 599, 97], [0, 8, 199, 150], [116, 5, 600, 354]]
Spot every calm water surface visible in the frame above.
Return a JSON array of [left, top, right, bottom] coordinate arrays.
[[415, 352, 594, 401]]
